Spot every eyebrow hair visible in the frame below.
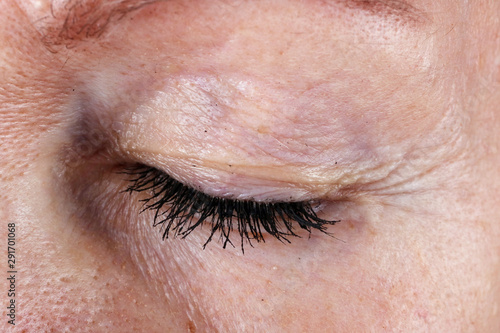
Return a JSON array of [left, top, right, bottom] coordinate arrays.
[[41, 0, 426, 50], [343, 0, 428, 23], [41, 0, 164, 49]]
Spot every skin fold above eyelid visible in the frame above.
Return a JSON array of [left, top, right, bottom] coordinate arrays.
[[68, 69, 447, 205], [112, 79, 426, 199], [58, 98, 354, 203]]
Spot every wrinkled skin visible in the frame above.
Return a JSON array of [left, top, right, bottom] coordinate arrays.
[[1, 0, 500, 332]]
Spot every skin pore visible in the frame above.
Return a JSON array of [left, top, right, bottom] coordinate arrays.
[[1, 0, 500, 331]]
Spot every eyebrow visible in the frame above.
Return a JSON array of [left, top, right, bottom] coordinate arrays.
[[41, 0, 164, 49], [342, 0, 428, 23], [42, 0, 426, 49]]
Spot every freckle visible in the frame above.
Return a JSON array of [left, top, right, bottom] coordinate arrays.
[[59, 276, 71, 283], [187, 320, 196, 333]]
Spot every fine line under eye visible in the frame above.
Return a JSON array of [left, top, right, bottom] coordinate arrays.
[[122, 165, 339, 251]]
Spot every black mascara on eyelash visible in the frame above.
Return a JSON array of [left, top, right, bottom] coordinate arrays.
[[122, 165, 339, 252]]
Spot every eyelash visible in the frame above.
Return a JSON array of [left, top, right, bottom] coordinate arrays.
[[123, 166, 339, 251]]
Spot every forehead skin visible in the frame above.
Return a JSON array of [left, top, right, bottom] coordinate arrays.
[[1, 0, 500, 332]]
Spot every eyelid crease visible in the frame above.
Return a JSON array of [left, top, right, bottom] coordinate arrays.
[[125, 141, 382, 203]]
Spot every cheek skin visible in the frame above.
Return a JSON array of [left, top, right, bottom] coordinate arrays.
[[72, 168, 499, 332], [8, 157, 190, 331]]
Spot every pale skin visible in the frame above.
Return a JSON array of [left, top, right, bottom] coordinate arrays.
[[1, 0, 500, 331]]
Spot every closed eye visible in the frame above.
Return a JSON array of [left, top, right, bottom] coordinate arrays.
[[122, 165, 340, 252]]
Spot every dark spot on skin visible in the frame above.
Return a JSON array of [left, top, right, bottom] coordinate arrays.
[[187, 320, 196, 333]]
